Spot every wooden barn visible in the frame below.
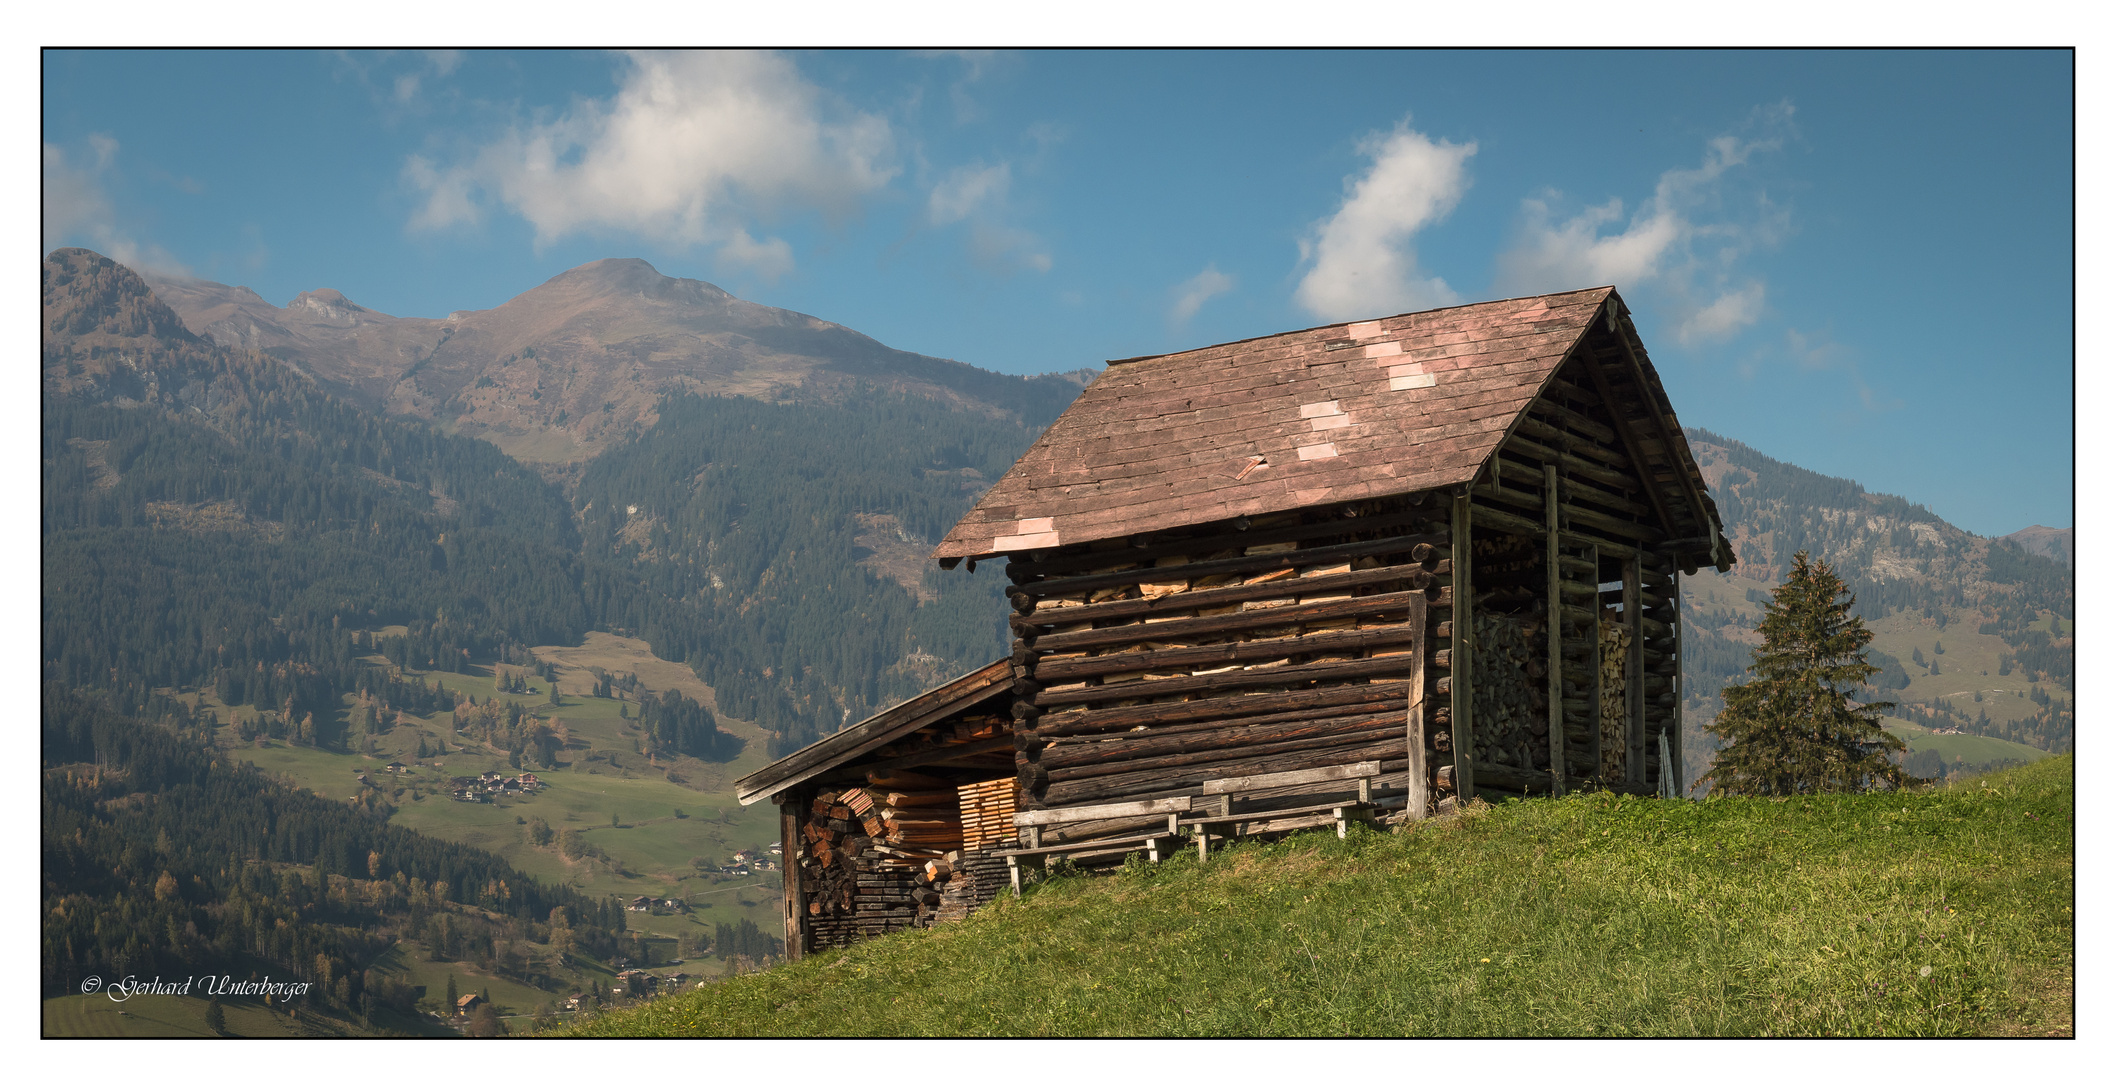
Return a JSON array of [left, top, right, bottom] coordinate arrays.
[[740, 286, 1733, 956]]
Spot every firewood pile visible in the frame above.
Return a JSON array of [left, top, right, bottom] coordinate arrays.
[[1466, 607, 1549, 773], [796, 773, 1022, 950], [1597, 616, 1630, 784]]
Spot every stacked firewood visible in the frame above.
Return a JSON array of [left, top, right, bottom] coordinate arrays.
[[1467, 608, 1549, 773], [1597, 617, 1630, 784], [957, 776, 1019, 850]]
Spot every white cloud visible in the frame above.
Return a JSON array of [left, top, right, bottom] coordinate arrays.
[[42, 136, 190, 276], [928, 162, 1010, 225], [715, 229, 795, 282], [1169, 264, 1235, 325], [1294, 122, 1476, 322], [1496, 104, 1795, 345], [925, 158, 1049, 274], [405, 50, 896, 268]]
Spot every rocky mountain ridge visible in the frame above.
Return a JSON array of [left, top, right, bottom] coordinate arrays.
[[145, 258, 1090, 464]]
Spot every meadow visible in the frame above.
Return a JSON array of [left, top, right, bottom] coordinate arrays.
[[572, 757, 2073, 1038]]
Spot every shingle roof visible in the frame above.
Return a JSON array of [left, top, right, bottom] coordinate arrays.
[[935, 287, 1616, 561], [733, 658, 1012, 806]]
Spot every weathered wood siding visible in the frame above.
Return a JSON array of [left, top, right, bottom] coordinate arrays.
[[1004, 494, 1452, 812]]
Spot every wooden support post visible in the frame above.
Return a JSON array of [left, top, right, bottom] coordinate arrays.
[[1405, 592, 1431, 820], [1670, 571, 1684, 796], [778, 793, 805, 959], [1587, 539, 1603, 782], [1450, 492, 1476, 799], [1624, 553, 1646, 788], [1543, 464, 1566, 796]]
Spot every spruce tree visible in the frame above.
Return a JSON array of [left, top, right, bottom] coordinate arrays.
[[1699, 551, 1911, 795]]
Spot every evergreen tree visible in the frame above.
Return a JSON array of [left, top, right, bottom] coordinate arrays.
[[203, 998, 226, 1035], [1698, 551, 1911, 795]]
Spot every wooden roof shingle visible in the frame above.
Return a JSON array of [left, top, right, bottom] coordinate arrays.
[[936, 287, 1619, 560]]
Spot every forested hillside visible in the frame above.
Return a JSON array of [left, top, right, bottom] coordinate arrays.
[[43, 249, 596, 737], [572, 389, 1054, 754], [1679, 429, 2073, 784], [42, 684, 637, 1015]]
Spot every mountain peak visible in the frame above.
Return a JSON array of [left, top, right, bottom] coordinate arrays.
[[42, 247, 199, 347], [535, 258, 731, 303]]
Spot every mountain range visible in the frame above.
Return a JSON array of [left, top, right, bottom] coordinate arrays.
[[143, 259, 1088, 465], [56, 248, 2076, 768]]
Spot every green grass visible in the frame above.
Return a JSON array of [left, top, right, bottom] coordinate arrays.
[[1883, 718, 2050, 770], [41, 990, 433, 1038], [569, 757, 2073, 1037]]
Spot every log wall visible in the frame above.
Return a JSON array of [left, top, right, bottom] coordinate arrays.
[[1004, 495, 1452, 813]]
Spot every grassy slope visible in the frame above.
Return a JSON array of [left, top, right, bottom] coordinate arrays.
[[571, 757, 2072, 1038]]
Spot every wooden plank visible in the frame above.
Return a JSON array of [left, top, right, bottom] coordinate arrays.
[[1200, 759, 1382, 795], [1450, 492, 1475, 799], [1035, 707, 1402, 769], [1014, 796, 1193, 827], [1625, 554, 1646, 787], [1670, 571, 1684, 796], [1586, 537, 1603, 781], [1545, 464, 1567, 797], [1032, 624, 1417, 683], [780, 795, 806, 958], [1034, 699, 1401, 748], [1405, 591, 1430, 821], [1034, 654, 1416, 709], [1028, 590, 1426, 654], [1008, 507, 1443, 580], [1006, 531, 1449, 599], [1469, 501, 1545, 538], [1013, 562, 1442, 632], [1034, 681, 1413, 738], [1046, 721, 1405, 782]]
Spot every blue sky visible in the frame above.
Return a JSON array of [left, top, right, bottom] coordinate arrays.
[[41, 48, 2074, 537]]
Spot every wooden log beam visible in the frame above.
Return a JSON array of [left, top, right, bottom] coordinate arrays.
[[1012, 562, 1443, 634], [1036, 654, 1416, 709], [1512, 414, 1632, 469], [1495, 456, 1655, 519], [1028, 589, 1430, 654], [1035, 708, 1405, 770], [1029, 699, 1400, 749], [1497, 439, 1643, 494], [1034, 681, 1412, 738], [1041, 740, 1407, 807], [1574, 344, 1682, 540], [1045, 719, 1408, 782], [1032, 624, 1415, 682], [1008, 507, 1443, 580], [1469, 501, 1546, 538], [1005, 532, 1449, 598], [1526, 393, 1620, 444], [1599, 313, 1720, 559]]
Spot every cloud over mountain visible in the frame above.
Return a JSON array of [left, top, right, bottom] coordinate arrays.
[[405, 51, 895, 271]]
